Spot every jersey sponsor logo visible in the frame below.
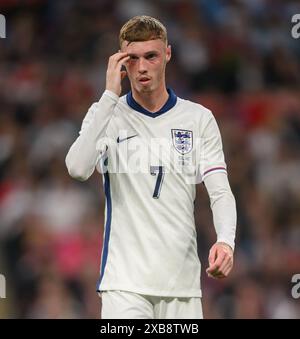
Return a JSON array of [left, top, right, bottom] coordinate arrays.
[[117, 134, 138, 143], [171, 129, 193, 154]]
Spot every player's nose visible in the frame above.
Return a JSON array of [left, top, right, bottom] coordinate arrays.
[[137, 58, 147, 73]]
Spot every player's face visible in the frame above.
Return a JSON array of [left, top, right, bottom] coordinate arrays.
[[121, 39, 171, 93]]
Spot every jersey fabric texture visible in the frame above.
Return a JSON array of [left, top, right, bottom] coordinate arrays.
[[66, 89, 233, 298]]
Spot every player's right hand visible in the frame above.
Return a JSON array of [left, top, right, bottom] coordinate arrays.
[[106, 52, 130, 96]]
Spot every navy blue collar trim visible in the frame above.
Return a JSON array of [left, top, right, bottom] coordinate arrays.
[[126, 88, 177, 118]]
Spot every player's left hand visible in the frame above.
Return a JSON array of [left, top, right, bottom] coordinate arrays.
[[206, 242, 233, 279]]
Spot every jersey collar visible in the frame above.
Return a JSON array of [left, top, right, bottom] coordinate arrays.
[[126, 88, 177, 118]]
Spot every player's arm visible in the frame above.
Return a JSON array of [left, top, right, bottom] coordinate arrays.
[[199, 112, 237, 279], [204, 172, 236, 279], [65, 52, 129, 181]]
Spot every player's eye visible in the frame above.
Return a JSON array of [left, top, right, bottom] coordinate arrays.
[[146, 54, 156, 59], [130, 55, 138, 60]]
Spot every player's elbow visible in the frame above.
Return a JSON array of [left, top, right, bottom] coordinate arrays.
[[68, 168, 89, 182], [65, 153, 90, 182]]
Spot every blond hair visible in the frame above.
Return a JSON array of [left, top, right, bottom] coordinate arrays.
[[119, 15, 167, 47]]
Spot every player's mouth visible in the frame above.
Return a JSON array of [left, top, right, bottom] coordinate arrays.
[[138, 77, 151, 85]]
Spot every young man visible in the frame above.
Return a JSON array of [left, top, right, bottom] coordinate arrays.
[[66, 16, 237, 319]]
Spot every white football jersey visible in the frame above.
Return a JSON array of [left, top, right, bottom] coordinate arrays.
[[67, 89, 228, 298]]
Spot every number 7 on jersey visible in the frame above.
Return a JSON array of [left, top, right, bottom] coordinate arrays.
[[150, 166, 165, 199]]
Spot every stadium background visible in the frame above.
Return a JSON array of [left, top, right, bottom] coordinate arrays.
[[0, 0, 300, 318]]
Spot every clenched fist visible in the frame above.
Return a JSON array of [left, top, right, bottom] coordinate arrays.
[[206, 242, 234, 279], [106, 52, 130, 96]]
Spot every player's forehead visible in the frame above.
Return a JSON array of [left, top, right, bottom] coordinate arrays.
[[121, 39, 165, 55]]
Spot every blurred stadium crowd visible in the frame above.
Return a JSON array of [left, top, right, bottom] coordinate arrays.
[[1, 0, 300, 318]]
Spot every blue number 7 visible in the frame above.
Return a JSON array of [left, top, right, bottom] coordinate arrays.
[[150, 166, 165, 199]]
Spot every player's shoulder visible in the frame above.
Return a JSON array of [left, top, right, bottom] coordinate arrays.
[[117, 94, 129, 108], [177, 96, 214, 120]]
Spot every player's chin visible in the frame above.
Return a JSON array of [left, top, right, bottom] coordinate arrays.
[[137, 83, 153, 92]]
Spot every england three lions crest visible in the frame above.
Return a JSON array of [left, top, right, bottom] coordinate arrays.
[[171, 129, 193, 154]]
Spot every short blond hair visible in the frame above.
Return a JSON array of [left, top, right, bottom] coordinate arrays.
[[119, 15, 167, 47]]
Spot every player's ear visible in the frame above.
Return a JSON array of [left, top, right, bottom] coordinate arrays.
[[166, 45, 171, 63]]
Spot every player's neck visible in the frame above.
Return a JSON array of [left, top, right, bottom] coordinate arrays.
[[131, 85, 169, 113]]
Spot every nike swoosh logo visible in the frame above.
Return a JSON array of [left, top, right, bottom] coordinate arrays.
[[117, 134, 138, 143]]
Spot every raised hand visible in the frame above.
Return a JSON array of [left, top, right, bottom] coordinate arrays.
[[106, 52, 130, 96]]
